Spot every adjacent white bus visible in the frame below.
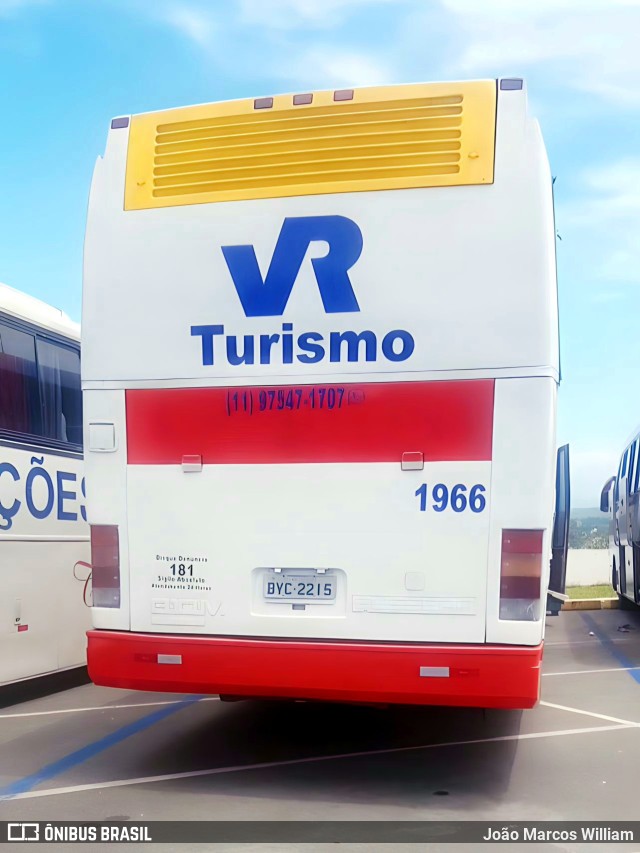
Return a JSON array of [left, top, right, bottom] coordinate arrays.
[[0, 283, 90, 687], [601, 429, 640, 608], [83, 78, 569, 709]]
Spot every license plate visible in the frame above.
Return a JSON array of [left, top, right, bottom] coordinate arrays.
[[264, 572, 336, 602]]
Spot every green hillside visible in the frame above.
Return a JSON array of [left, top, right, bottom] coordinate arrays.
[[569, 510, 609, 549], [571, 507, 607, 519]]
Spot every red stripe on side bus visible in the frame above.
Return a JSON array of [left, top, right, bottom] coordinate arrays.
[[126, 379, 494, 465]]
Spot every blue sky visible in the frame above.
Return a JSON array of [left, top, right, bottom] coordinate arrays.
[[1, 0, 639, 505]]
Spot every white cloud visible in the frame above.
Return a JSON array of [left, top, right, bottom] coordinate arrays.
[[275, 46, 392, 87], [589, 288, 624, 303], [237, 0, 399, 29], [562, 160, 640, 229], [598, 251, 639, 283], [0, 0, 48, 14], [439, 0, 640, 107], [559, 160, 640, 285], [163, 5, 216, 46], [442, 0, 632, 17], [583, 161, 640, 218], [561, 447, 619, 507], [148, 1, 396, 90], [135, 0, 640, 114]]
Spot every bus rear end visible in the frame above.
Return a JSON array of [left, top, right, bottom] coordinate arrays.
[[82, 78, 567, 709]]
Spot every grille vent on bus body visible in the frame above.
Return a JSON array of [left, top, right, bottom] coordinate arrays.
[[124, 81, 496, 209]]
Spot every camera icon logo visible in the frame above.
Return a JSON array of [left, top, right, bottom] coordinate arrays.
[[7, 823, 40, 841]]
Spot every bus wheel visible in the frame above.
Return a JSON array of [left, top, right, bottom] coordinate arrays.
[[617, 593, 638, 611]]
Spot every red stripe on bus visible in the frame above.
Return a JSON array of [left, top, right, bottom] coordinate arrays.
[[126, 379, 494, 465]]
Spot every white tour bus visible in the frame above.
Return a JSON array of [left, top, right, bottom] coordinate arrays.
[[83, 78, 570, 709], [601, 428, 640, 608], [0, 283, 90, 687]]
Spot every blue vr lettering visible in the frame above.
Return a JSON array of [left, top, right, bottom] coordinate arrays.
[[191, 215, 415, 368], [222, 215, 362, 317]]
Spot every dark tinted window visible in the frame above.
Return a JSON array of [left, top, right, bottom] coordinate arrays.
[[0, 323, 41, 435], [0, 318, 82, 449], [36, 339, 82, 446], [628, 443, 636, 494]]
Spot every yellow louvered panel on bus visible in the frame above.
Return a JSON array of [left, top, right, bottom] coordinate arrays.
[[124, 80, 496, 210]]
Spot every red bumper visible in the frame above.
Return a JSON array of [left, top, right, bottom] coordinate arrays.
[[87, 631, 542, 709]]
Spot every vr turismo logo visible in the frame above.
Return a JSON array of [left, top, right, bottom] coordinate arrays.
[[191, 215, 415, 367], [222, 215, 362, 317]]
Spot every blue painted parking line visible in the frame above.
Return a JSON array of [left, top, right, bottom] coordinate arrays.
[[580, 613, 640, 686], [0, 695, 203, 800]]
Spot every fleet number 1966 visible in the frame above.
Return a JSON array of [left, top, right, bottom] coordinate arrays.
[[415, 483, 487, 513]]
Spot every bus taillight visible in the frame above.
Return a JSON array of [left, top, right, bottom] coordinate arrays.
[[90, 525, 120, 608], [499, 530, 544, 622]]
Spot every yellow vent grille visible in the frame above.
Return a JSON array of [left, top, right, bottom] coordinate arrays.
[[124, 80, 496, 210]]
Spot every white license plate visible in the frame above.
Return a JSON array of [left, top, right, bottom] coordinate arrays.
[[264, 573, 336, 602]]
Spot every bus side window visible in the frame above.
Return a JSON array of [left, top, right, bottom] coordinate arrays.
[[0, 321, 42, 436], [627, 443, 636, 498], [614, 454, 624, 506], [35, 338, 83, 448], [634, 439, 640, 495]]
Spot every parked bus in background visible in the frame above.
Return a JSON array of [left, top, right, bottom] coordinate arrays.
[[83, 78, 569, 710], [602, 428, 640, 608], [0, 283, 90, 687]]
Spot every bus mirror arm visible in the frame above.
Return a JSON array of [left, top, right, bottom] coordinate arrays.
[[547, 588, 568, 602]]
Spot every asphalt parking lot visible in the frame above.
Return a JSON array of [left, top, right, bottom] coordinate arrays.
[[1, 609, 640, 851]]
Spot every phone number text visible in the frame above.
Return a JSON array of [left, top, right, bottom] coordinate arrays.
[[226, 386, 362, 416]]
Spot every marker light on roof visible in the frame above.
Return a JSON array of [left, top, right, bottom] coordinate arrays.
[[334, 89, 354, 101], [254, 97, 273, 109], [110, 117, 129, 129], [293, 93, 313, 105], [500, 79, 523, 90]]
